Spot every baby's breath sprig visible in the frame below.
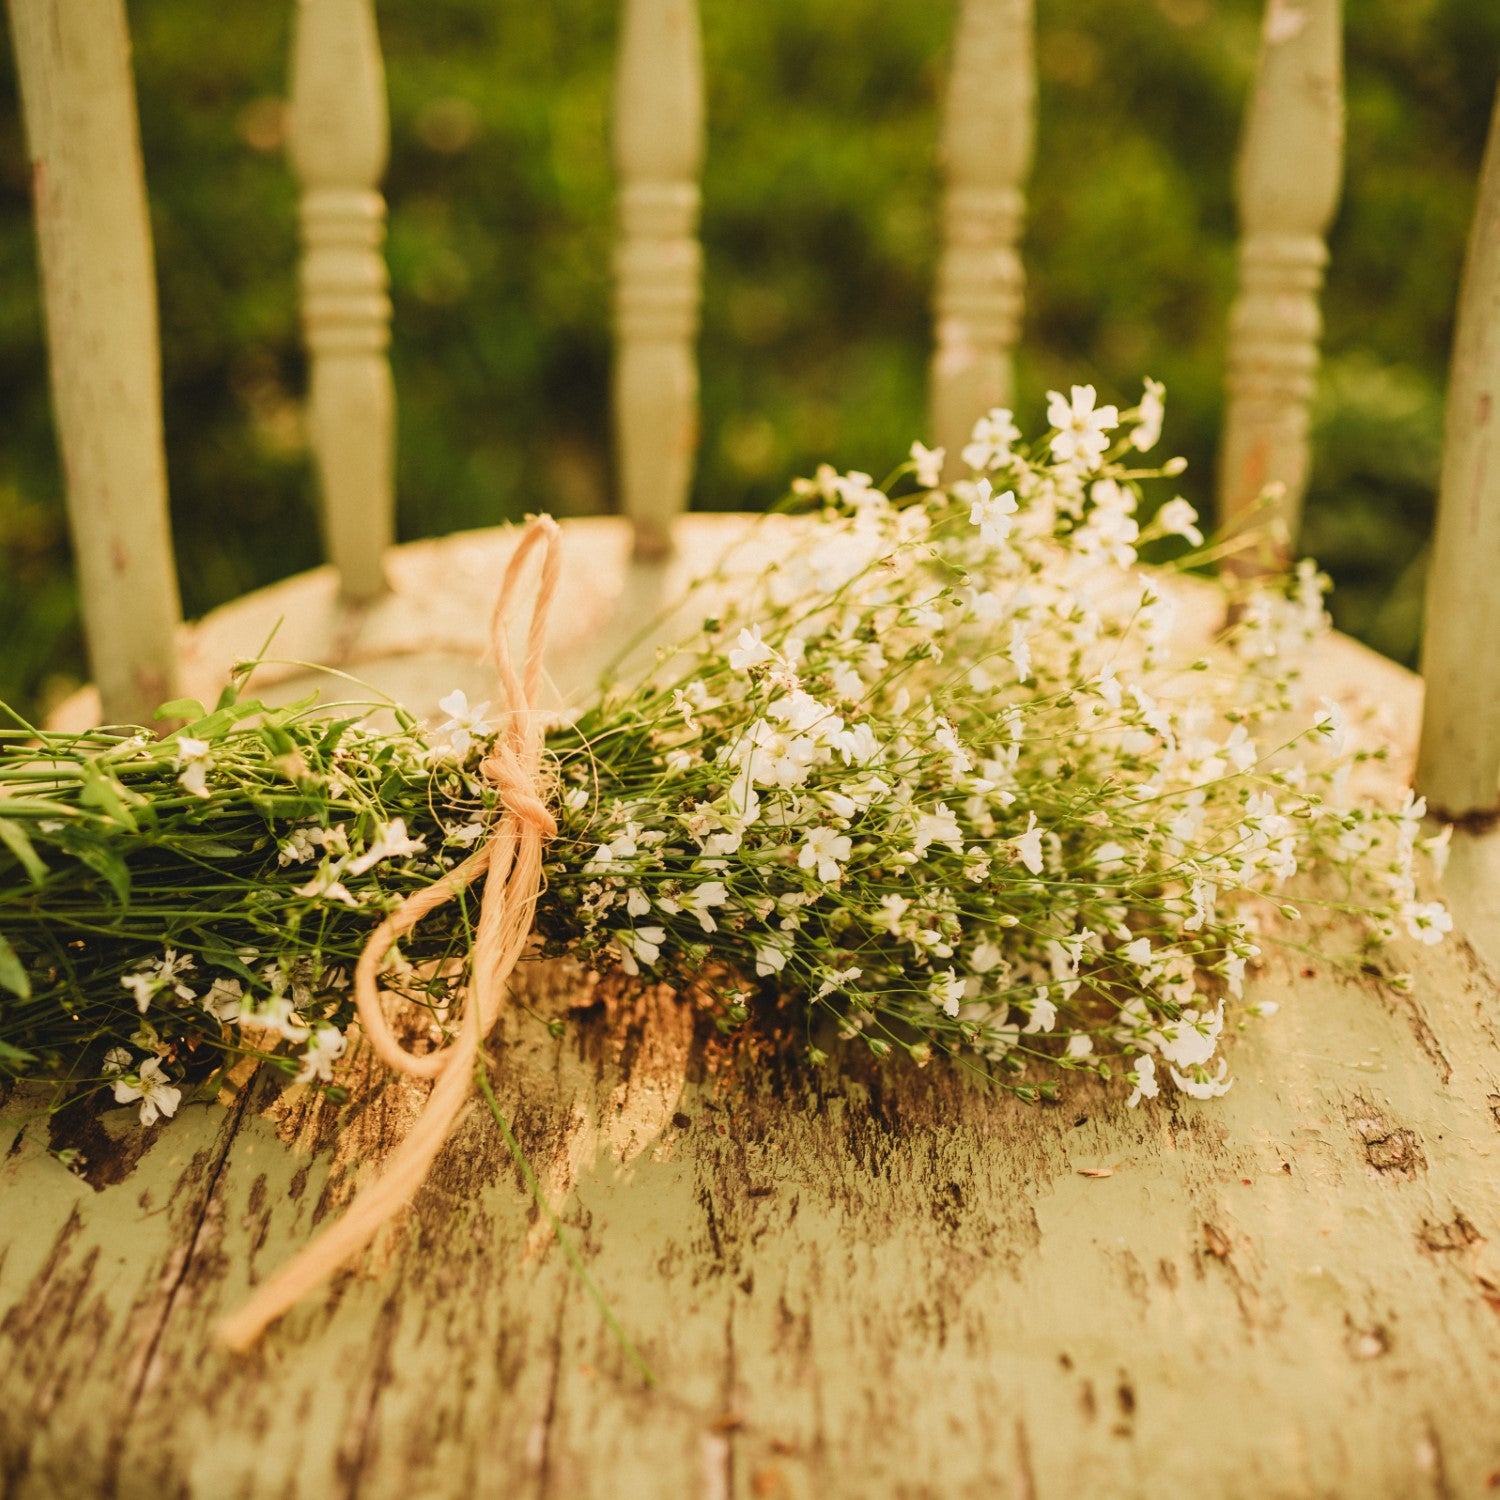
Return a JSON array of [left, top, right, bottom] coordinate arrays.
[[0, 381, 1451, 1125]]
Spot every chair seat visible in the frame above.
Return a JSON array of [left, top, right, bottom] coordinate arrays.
[[48, 514, 778, 732], [11, 513, 1500, 1498]]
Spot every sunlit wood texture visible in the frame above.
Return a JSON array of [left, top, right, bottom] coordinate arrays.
[[611, 0, 705, 559], [930, 0, 1034, 473], [289, 0, 394, 602], [7, 0, 181, 726], [1217, 0, 1343, 562], [1417, 88, 1500, 822]]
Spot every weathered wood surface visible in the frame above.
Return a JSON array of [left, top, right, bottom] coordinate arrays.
[[8, 0, 183, 726], [3, 887, 1500, 1498], [11, 523, 1500, 1499]]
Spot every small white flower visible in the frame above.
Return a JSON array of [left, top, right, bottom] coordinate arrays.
[[929, 969, 966, 1018], [1314, 697, 1348, 755], [101, 1046, 133, 1076], [1008, 620, 1033, 683], [913, 803, 964, 857], [237, 994, 311, 1044], [961, 408, 1021, 471], [435, 690, 494, 760], [293, 864, 361, 908], [1066, 1034, 1094, 1060], [278, 826, 320, 866], [1046, 385, 1119, 470], [619, 925, 666, 974], [173, 736, 213, 798], [346, 817, 428, 876], [1131, 377, 1166, 452], [969, 940, 1005, 975], [685, 880, 729, 933], [202, 977, 244, 1024], [968, 480, 1021, 548], [120, 971, 159, 1014], [932, 717, 972, 777], [835, 722, 882, 766], [728, 625, 777, 673], [112, 1056, 182, 1127], [1169, 1058, 1234, 1100], [1024, 991, 1057, 1033], [909, 441, 945, 489], [1126, 1054, 1159, 1108], [1423, 824, 1453, 879], [295, 1025, 347, 1084], [755, 937, 791, 977], [1401, 900, 1452, 946], [799, 827, 853, 884], [1155, 496, 1203, 547], [1011, 812, 1045, 876]]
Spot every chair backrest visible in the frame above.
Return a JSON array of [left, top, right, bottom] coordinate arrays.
[[7, 0, 1498, 823]]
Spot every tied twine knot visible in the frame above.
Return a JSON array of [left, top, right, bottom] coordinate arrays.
[[218, 516, 562, 1352]]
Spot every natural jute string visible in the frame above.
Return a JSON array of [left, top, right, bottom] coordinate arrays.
[[217, 515, 562, 1352]]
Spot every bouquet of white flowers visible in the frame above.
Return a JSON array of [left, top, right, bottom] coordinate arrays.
[[0, 381, 1450, 1133]]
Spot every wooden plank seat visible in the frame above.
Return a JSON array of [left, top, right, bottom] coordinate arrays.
[[5, 0, 1500, 1494]]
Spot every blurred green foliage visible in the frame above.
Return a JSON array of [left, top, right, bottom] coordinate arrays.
[[0, 0, 1494, 717]]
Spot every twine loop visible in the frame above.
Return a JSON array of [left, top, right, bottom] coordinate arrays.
[[219, 515, 562, 1351]]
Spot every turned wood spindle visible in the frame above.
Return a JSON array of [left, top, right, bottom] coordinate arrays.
[[289, 0, 395, 602], [1416, 84, 1500, 822], [930, 0, 1035, 474], [611, 0, 705, 560], [9, 0, 182, 725], [1217, 0, 1344, 563]]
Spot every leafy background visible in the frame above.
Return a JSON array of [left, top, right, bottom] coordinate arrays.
[[0, 0, 1494, 718]]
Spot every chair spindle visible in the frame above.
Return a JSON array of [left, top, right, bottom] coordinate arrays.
[[289, 0, 395, 602], [9, 0, 182, 726], [1217, 0, 1343, 563], [930, 0, 1034, 473], [611, 0, 705, 560], [1416, 85, 1500, 822]]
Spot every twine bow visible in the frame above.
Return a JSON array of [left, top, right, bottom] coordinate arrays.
[[218, 515, 562, 1352]]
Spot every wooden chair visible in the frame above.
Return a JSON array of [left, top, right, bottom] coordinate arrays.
[[3, 1, 1500, 1494]]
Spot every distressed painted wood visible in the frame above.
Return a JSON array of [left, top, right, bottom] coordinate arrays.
[[13, 544, 1500, 1498], [289, 0, 395, 602], [43, 515, 765, 735], [930, 0, 1034, 473], [7, 0, 182, 726], [1217, 0, 1343, 563], [612, 0, 705, 560], [1416, 85, 1500, 824]]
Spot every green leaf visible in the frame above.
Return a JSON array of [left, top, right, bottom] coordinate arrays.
[[259, 723, 296, 757], [0, 818, 47, 885], [0, 930, 32, 1000], [155, 698, 207, 722], [79, 761, 139, 831], [66, 840, 132, 909], [0, 1039, 37, 1071]]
